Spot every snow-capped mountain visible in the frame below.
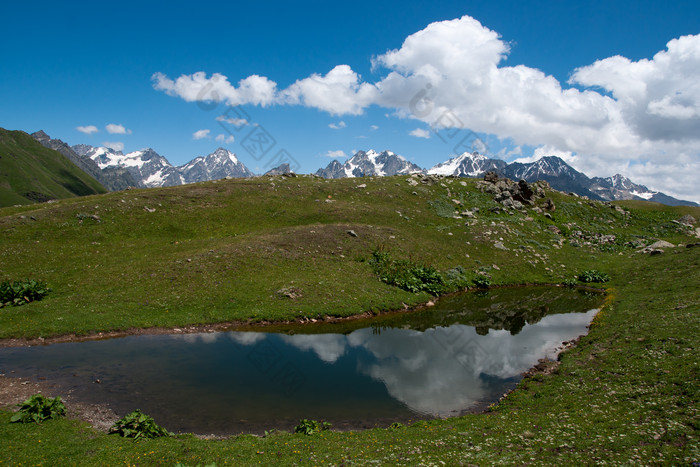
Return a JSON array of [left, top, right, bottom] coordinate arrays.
[[588, 174, 697, 206], [73, 145, 253, 188], [179, 148, 254, 183], [427, 153, 698, 206], [428, 152, 506, 177], [32, 133, 137, 191], [316, 150, 424, 178], [503, 156, 599, 198], [589, 174, 654, 201]]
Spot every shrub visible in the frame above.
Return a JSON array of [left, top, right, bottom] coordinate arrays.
[[472, 276, 492, 289], [294, 419, 331, 435], [109, 410, 172, 439], [11, 394, 66, 423], [369, 250, 446, 295], [0, 279, 50, 307], [578, 270, 611, 283]]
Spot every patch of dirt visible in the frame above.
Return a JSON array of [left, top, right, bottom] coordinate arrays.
[[0, 374, 119, 432]]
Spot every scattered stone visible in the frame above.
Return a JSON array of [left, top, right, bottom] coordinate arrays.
[[677, 215, 696, 225], [548, 225, 562, 235], [647, 240, 675, 249], [406, 178, 418, 186], [144, 206, 156, 213], [277, 287, 303, 299], [649, 249, 664, 256], [544, 199, 556, 212], [356, 184, 367, 189], [347, 230, 358, 237], [494, 241, 508, 250], [483, 171, 499, 183]]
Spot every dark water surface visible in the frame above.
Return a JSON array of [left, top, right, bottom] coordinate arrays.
[[0, 287, 603, 434]]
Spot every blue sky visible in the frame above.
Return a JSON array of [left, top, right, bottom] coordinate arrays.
[[2, 0, 699, 201]]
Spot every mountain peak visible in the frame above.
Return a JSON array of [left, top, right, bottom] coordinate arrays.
[[316, 149, 423, 179]]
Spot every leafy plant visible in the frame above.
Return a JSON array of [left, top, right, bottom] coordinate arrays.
[[109, 410, 172, 439], [10, 394, 66, 423], [369, 249, 446, 295], [578, 270, 611, 283], [0, 279, 50, 307], [472, 276, 492, 289], [294, 419, 331, 435], [388, 422, 405, 430]]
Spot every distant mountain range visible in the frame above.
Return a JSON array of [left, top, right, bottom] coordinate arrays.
[[316, 150, 423, 178], [4, 128, 695, 207], [426, 152, 698, 206], [71, 144, 253, 188]]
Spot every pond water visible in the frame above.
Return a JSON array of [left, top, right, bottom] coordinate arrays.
[[0, 287, 603, 435]]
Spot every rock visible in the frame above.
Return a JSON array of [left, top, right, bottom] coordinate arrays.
[[650, 249, 664, 256], [356, 184, 367, 189], [494, 241, 508, 250], [277, 287, 303, 299], [647, 240, 675, 249], [484, 171, 499, 183], [544, 199, 556, 212], [347, 230, 358, 237], [512, 200, 524, 210], [406, 178, 419, 186], [677, 215, 696, 225], [548, 225, 562, 235]]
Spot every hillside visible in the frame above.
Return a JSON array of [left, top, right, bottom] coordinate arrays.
[[0, 173, 697, 338], [0, 174, 698, 464], [0, 129, 106, 207]]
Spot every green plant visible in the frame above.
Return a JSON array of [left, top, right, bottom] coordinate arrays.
[[369, 250, 446, 295], [388, 422, 405, 430], [472, 276, 492, 289], [294, 419, 331, 435], [109, 410, 172, 439], [563, 277, 578, 287], [0, 279, 50, 307], [578, 270, 611, 283], [10, 394, 66, 423]]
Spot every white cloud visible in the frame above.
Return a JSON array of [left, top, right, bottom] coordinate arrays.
[[329, 121, 347, 129], [216, 115, 248, 126], [102, 141, 124, 152], [192, 129, 211, 140], [324, 150, 348, 158], [409, 128, 431, 139], [106, 123, 132, 135], [153, 16, 700, 202], [76, 125, 98, 134], [215, 134, 234, 144], [370, 125, 379, 131], [153, 72, 278, 107]]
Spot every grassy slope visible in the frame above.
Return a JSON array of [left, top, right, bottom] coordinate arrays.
[[0, 174, 698, 464], [0, 129, 106, 207]]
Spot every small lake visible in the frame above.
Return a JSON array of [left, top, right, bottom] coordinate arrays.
[[0, 287, 603, 435]]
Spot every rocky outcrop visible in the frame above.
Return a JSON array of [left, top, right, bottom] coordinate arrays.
[[477, 172, 549, 210]]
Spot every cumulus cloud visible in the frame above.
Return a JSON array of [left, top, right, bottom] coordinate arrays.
[[329, 121, 347, 129], [76, 125, 98, 134], [409, 128, 431, 139], [192, 129, 211, 140], [153, 72, 278, 107], [106, 123, 132, 134], [370, 125, 379, 131], [153, 16, 700, 202], [324, 149, 348, 158], [216, 115, 248, 126], [215, 134, 234, 144], [102, 141, 124, 152]]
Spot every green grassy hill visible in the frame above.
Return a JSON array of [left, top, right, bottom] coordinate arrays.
[[0, 174, 698, 464], [0, 128, 106, 207]]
